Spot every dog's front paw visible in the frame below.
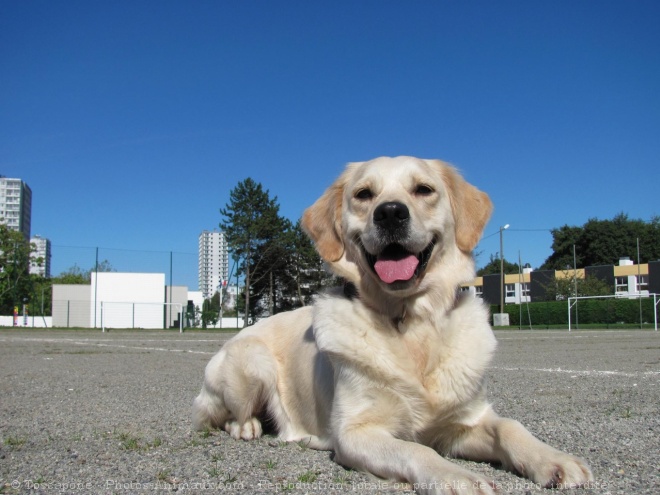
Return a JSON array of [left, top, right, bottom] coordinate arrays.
[[224, 418, 262, 441], [414, 466, 496, 495], [523, 450, 593, 489]]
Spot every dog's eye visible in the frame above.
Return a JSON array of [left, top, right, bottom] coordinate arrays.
[[415, 184, 435, 196], [355, 189, 373, 200]]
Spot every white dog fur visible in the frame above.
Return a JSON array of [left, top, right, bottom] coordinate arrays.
[[193, 156, 593, 494]]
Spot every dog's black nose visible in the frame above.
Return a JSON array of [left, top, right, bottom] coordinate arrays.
[[373, 202, 410, 230]]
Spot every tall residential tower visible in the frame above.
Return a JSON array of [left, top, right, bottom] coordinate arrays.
[[30, 235, 52, 277], [198, 230, 229, 300], [0, 177, 32, 240]]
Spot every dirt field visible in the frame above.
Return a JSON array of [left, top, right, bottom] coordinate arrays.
[[1, 328, 658, 494]]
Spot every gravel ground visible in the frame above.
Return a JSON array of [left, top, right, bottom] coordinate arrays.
[[0, 328, 658, 494]]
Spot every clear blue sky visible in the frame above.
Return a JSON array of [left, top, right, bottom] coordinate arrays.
[[2, 1, 658, 289]]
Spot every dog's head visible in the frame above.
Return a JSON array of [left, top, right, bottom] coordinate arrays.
[[303, 156, 492, 298]]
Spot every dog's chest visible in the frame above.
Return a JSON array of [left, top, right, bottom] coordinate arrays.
[[399, 331, 484, 407], [313, 292, 495, 421]]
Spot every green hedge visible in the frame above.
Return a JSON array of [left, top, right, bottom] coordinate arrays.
[[490, 297, 657, 327]]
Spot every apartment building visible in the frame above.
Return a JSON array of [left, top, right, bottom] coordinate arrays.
[[30, 235, 52, 277], [198, 230, 230, 299], [0, 177, 32, 240], [462, 257, 659, 304]]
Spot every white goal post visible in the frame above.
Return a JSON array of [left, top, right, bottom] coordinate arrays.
[[567, 293, 658, 331], [100, 301, 184, 333]]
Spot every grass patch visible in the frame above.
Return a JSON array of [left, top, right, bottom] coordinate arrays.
[[297, 471, 318, 483], [296, 438, 312, 450], [621, 406, 633, 418], [157, 469, 172, 481], [334, 472, 352, 485], [4, 436, 26, 448], [223, 473, 238, 484], [186, 437, 204, 447], [115, 432, 163, 451], [118, 432, 141, 451]]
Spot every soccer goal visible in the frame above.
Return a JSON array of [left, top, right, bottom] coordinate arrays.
[[100, 301, 184, 333], [567, 293, 658, 331]]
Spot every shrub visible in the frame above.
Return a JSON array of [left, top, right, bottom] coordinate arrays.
[[491, 297, 655, 327]]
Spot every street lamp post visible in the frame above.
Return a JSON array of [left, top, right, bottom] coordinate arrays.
[[499, 224, 510, 316]]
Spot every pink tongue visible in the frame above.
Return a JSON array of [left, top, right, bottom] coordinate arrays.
[[374, 255, 419, 284]]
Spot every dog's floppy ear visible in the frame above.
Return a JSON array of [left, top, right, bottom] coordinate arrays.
[[439, 162, 493, 253], [302, 172, 347, 262]]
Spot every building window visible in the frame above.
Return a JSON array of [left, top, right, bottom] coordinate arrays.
[[638, 275, 648, 293], [505, 284, 516, 298], [615, 277, 628, 293], [520, 283, 530, 298]]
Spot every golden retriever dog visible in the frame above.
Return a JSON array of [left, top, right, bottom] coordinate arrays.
[[193, 156, 593, 493]]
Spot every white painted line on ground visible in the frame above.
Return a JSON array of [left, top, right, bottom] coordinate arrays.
[[491, 366, 659, 378], [4, 337, 657, 376], [495, 333, 633, 341], [77, 341, 216, 355], [0, 337, 217, 355]]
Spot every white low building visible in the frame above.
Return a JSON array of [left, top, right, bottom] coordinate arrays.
[[52, 272, 190, 329]]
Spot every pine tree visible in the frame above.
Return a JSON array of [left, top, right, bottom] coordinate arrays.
[[220, 178, 283, 326]]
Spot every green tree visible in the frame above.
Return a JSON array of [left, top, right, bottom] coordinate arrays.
[[52, 260, 117, 285], [541, 214, 660, 269], [477, 254, 520, 276], [0, 224, 35, 314], [540, 225, 583, 270], [220, 178, 284, 326], [52, 260, 116, 285], [543, 270, 613, 300], [248, 216, 296, 318], [54, 264, 89, 284], [290, 219, 336, 305], [28, 274, 52, 316], [201, 297, 219, 328], [248, 217, 336, 316]]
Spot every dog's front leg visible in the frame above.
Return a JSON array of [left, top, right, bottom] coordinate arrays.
[[334, 427, 496, 495], [449, 407, 593, 489]]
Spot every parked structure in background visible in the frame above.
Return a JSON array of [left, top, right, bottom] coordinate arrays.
[[0, 176, 32, 240], [29, 235, 52, 277], [198, 230, 230, 300], [462, 257, 658, 304], [49, 271, 239, 330], [52, 272, 190, 329]]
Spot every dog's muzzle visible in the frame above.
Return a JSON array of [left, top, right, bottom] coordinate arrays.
[[364, 242, 435, 287], [362, 202, 436, 288]]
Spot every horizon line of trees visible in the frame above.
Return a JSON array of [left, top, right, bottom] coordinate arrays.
[[476, 213, 659, 301], [477, 213, 659, 275]]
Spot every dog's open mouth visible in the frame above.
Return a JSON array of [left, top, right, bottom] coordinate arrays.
[[364, 240, 435, 286]]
